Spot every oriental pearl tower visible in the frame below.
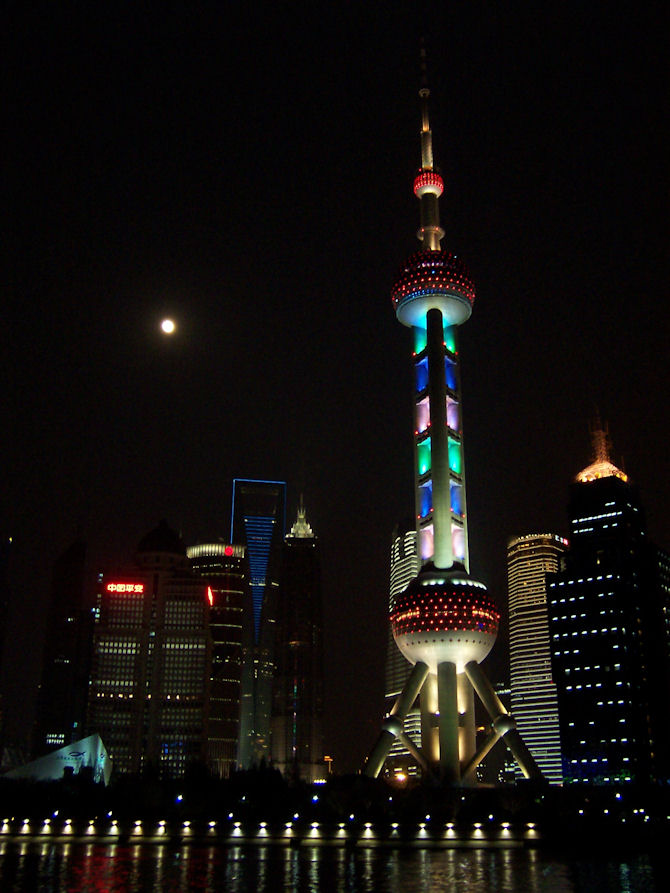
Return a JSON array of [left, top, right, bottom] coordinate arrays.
[[364, 60, 542, 785]]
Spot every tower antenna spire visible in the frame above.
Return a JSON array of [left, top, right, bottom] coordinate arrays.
[[418, 41, 434, 173], [419, 38, 429, 88]]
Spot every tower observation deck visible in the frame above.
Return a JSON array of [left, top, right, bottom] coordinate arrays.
[[364, 62, 541, 785]]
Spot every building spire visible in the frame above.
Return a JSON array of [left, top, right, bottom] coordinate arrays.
[[414, 44, 444, 250], [591, 413, 612, 465], [575, 418, 628, 483], [419, 43, 434, 170], [289, 496, 314, 539]]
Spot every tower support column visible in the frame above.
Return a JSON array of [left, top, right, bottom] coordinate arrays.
[[363, 661, 429, 778], [437, 661, 460, 783], [420, 672, 439, 765]]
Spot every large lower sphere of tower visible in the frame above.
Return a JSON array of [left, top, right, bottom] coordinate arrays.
[[390, 567, 499, 673], [391, 249, 475, 328]]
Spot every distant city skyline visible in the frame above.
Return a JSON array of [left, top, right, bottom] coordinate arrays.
[[4, 3, 667, 774]]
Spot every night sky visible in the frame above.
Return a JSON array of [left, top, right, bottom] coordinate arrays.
[[4, 2, 668, 772]]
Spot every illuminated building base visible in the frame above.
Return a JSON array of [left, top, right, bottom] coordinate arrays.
[[364, 658, 542, 785]]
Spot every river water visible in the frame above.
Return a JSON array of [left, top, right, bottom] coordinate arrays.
[[0, 841, 660, 892]]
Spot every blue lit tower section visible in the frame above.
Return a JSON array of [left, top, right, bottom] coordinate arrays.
[[364, 73, 541, 785], [231, 479, 286, 767]]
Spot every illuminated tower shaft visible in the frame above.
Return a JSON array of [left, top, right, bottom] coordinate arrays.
[[415, 312, 466, 569], [398, 88, 471, 572]]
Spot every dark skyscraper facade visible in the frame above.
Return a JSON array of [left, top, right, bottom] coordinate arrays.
[[187, 542, 247, 778], [34, 539, 93, 755], [87, 521, 212, 777], [272, 501, 324, 782], [0, 533, 13, 748], [231, 479, 286, 767], [547, 427, 670, 784]]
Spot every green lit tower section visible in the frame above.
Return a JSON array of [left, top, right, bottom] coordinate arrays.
[[391, 86, 472, 570]]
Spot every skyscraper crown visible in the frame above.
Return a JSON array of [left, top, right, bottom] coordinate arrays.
[[288, 498, 314, 539], [575, 420, 627, 483]]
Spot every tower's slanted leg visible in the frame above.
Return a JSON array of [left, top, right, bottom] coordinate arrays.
[[397, 730, 430, 773], [458, 672, 476, 772], [461, 714, 515, 783], [363, 661, 430, 778], [464, 660, 543, 781]]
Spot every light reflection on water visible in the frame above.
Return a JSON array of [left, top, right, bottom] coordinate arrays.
[[0, 841, 659, 892]]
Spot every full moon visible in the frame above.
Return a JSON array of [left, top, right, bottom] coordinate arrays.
[[161, 318, 176, 335]]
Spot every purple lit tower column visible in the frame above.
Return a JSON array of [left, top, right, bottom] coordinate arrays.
[[364, 73, 541, 785]]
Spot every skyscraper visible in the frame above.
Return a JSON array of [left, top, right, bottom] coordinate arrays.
[[547, 425, 670, 784], [384, 521, 421, 778], [87, 521, 211, 777], [187, 542, 247, 778], [271, 500, 324, 782], [508, 533, 568, 784], [364, 64, 539, 784], [231, 479, 286, 767], [34, 539, 93, 755]]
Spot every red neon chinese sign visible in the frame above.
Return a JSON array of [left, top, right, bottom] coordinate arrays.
[[106, 582, 144, 593], [207, 586, 214, 606]]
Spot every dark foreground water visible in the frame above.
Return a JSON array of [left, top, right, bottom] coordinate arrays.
[[0, 841, 660, 892]]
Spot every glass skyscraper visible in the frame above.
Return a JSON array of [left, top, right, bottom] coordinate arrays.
[[188, 542, 247, 778], [547, 427, 670, 783], [231, 479, 286, 768], [508, 533, 567, 784], [383, 521, 421, 779]]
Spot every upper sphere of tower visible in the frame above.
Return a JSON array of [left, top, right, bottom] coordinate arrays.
[[391, 249, 475, 328], [390, 566, 498, 673]]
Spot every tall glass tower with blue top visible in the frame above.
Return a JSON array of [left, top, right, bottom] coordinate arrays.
[[231, 478, 286, 767]]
